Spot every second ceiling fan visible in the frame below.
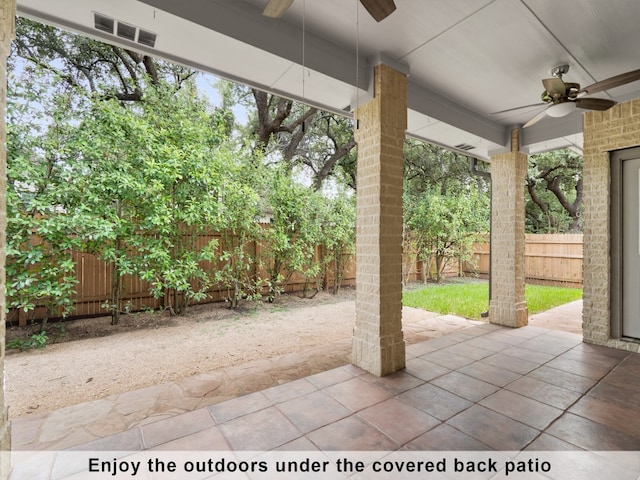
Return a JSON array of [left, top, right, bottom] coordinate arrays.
[[263, 0, 397, 22], [495, 64, 640, 128]]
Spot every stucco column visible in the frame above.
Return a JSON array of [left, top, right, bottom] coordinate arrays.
[[1, 0, 15, 477], [489, 128, 528, 327], [352, 63, 407, 376]]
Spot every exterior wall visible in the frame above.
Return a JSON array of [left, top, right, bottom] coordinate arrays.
[[583, 99, 640, 352], [352, 63, 407, 376], [1, 0, 15, 476], [489, 128, 528, 327]]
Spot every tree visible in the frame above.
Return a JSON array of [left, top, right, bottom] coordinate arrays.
[[297, 113, 357, 191], [404, 187, 489, 283], [5, 67, 95, 325], [404, 139, 489, 196], [401, 139, 490, 283], [9, 18, 245, 321], [212, 159, 264, 309], [218, 81, 357, 191], [8, 53, 238, 322], [12, 17, 195, 103], [319, 193, 356, 294], [259, 170, 322, 300], [526, 149, 583, 233], [78, 85, 232, 317]]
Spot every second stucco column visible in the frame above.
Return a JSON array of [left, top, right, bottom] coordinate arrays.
[[352, 63, 407, 376], [489, 128, 528, 327]]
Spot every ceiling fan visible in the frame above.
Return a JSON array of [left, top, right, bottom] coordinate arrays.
[[262, 0, 397, 22], [494, 64, 640, 128]]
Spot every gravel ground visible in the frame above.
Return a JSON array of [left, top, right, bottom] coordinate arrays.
[[6, 290, 365, 417]]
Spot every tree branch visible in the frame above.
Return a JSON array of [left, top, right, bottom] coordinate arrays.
[[313, 137, 356, 190]]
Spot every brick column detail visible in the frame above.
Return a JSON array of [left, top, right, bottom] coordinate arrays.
[[352, 63, 407, 376], [1, 0, 15, 477], [489, 128, 528, 327]]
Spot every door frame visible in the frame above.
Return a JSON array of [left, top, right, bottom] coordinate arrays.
[[610, 146, 640, 340]]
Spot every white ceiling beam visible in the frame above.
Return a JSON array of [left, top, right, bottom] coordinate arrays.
[[407, 80, 507, 148]]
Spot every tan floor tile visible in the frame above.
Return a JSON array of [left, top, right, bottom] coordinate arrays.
[[219, 407, 301, 450], [324, 377, 392, 412], [278, 391, 351, 434], [208, 391, 272, 424], [306, 415, 398, 451], [151, 426, 231, 451], [358, 398, 440, 445]]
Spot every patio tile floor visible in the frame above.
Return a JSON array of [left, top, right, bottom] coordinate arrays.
[[8, 300, 640, 479]]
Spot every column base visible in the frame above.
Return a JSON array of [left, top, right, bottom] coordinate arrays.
[[489, 301, 528, 328], [352, 330, 406, 377], [0, 407, 10, 480]]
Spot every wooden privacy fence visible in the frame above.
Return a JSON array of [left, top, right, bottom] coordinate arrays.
[[7, 233, 582, 325], [467, 234, 583, 288], [8, 233, 356, 326]]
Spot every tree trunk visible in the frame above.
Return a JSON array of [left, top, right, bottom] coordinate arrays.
[[435, 255, 445, 283], [111, 261, 121, 325]]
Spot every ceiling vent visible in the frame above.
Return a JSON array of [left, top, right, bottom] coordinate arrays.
[[137, 30, 158, 48], [116, 21, 136, 42], [93, 12, 157, 48], [455, 143, 476, 151], [93, 13, 114, 34]]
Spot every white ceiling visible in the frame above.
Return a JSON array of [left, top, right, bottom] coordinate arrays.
[[16, 0, 640, 159]]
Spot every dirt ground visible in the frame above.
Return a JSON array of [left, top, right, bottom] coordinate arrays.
[[4, 284, 583, 420], [4, 289, 373, 418]]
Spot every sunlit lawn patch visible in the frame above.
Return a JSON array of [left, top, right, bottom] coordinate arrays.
[[403, 281, 582, 319]]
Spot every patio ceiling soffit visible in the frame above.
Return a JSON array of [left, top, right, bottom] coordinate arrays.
[[136, 0, 510, 154]]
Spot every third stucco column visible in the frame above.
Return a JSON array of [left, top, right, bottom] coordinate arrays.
[[352, 63, 407, 376], [1, 0, 15, 477], [489, 128, 528, 327]]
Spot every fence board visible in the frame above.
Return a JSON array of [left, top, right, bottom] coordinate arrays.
[[466, 234, 583, 288]]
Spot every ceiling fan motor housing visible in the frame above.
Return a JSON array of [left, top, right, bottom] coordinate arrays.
[[541, 82, 580, 104]]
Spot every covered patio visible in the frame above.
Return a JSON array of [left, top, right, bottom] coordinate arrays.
[[2, 0, 640, 478], [8, 302, 640, 478]]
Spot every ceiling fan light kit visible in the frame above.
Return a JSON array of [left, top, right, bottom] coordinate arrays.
[[547, 102, 576, 117]]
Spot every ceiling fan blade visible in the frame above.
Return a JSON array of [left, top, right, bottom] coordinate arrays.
[[263, 0, 294, 18], [574, 97, 616, 111], [580, 68, 640, 95], [523, 107, 549, 128], [542, 77, 566, 97], [491, 102, 546, 115], [359, 0, 396, 22]]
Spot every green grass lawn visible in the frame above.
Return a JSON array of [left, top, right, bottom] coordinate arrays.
[[402, 281, 582, 319]]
